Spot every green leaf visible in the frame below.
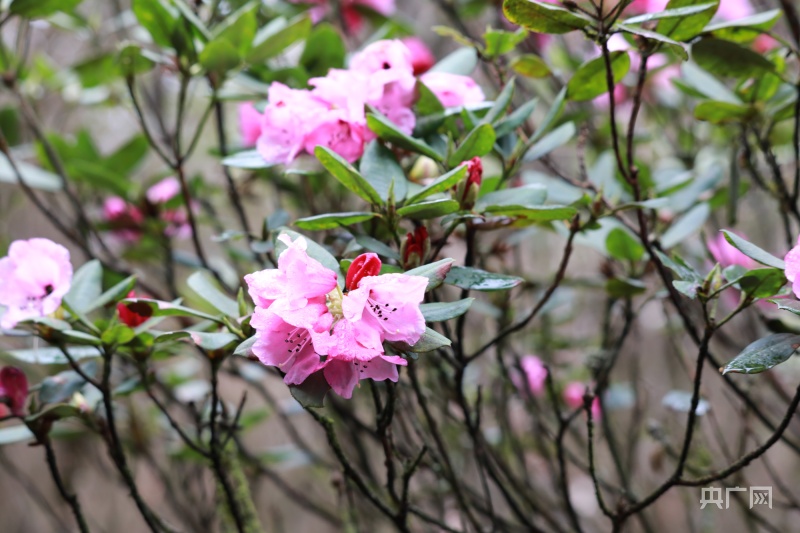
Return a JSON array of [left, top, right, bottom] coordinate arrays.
[[199, 39, 241, 74], [64, 260, 103, 314], [72, 54, 121, 88], [185, 331, 239, 351], [314, 146, 383, 205], [721, 333, 800, 375], [503, 0, 593, 34], [397, 327, 451, 353], [275, 229, 340, 274], [606, 228, 645, 261], [738, 269, 787, 299], [121, 298, 224, 324], [567, 51, 630, 102], [187, 271, 239, 317], [484, 28, 528, 57], [476, 184, 547, 212], [0, 153, 62, 191], [289, 370, 329, 408], [654, 249, 703, 282], [445, 266, 523, 291], [213, 4, 257, 55], [525, 121, 575, 161], [405, 165, 467, 205], [623, 3, 717, 24], [106, 135, 149, 175], [692, 38, 775, 79], [10, 0, 82, 18], [396, 199, 460, 219], [420, 299, 474, 322], [673, 280, 699, 299], [606, 277, 647, 297], [448, 124, 496, 166], [366, 113, 443, 161], [354, 235, 400, 261], [234, 336, 257, 357], [221, 149, 272, 169], [493, 204, 577, 221], [656, 0, 719, 41], [615, 24, 689, 60], [6, 346, 100, 365], [482, 78, 515, 125], [529, 87, 566, 143], [101, 324, 136, 346], [721, 230, 785, 269], [63, 330, 102, 346], [0, 425, 34, 446], [660, 203, 709, 249], [359, 141, 408, 202], [295, 212, 379, 230], [494, 99, 538, 138], [694, 100, 756, 124], [300, 23, 345, 77], [247, 16, 312, 63], [429, 47, 478, 76], [702, 9, 781, 43], [510, 55, 551, 78], [132, 0, 177, 48], [405, 259, 455, 292]]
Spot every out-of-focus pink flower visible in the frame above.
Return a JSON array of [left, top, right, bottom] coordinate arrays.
[[563, 382, 602, 418], [238, 102, 263, 147], [103, 196, 144, 242], [0, 367, 28, 417], [420, 72, 485, 108], [289, 0, 395, 32], [402, 37, 435, 75], [717, 0, 753, 20], [754, 35, 778, 54], [146, 177, 181, 204], [0, 239, 73, 329], [709, 232, 756, 269], [146, 177, 193, 239], [784, 236, 800, 298], [519, 355, 548, 396], [350, 38, 414, 75]]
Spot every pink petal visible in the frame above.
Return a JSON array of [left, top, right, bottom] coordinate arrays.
[[323, 360, 359, 399]]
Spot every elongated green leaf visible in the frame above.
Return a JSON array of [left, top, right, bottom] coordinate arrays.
[[703, 9, 781, 43], [397, 199, 460, 219], [199, 39, 241, 74], [213, 4, 257, 55], [529, 87, 567, 144], [420, 299, 474, 322], [300, 23, 345, 77], [623, 3, 716, 24], [187, 271, 239, 317], [721, 333, 800, 375], [429, 47, 478, 75], [503, 0, 593, 34], [606, 228, 644, 261], [567, 52, 630, 102], [121, 298, 224, 323], [0, 153, 61, 191], [247, 16, 312, 63], [289, 369, 330, 407], [445, 266, 523, 291], [406, 259, 455, 291], [404, 327, 451, 353], [6, 346, 100, 365], [738, 269, 786, 299], [295, 212, 379, 230], [132, 0, 177, 48], [476, 184, 547, 212], [692, 38, 775, 79], [656, 0, 719, 41], [359, 141, 408, 202], [494, 99, 538, 138], [661, 203, 709, 249], [314, 146, 383, 205], [482, 78, 515, 125], [694, 100, 756, 124], [484, 28, 527, 57], [354, 235, 400, 261], [525, 122, 575, 161], [0, 425, 34, 445], [405, 166, 467, 205], [64, 260, 103, 314], [721, 230, 785, 269], [448, 124, 496, 166], [85, 276, 137, 314], [186, 331, 239, 351], [234, 336, 257, 357], [510, 55, 551, 78], [495, 204, 577, 221], [366, 113, 442, 161], [10, 0, 82, 18], [221, 149, 272, 169]]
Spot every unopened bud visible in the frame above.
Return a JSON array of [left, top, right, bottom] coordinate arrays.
[[455, 157, 483, 210], [401, 226, 430, 269], [0, 367, 28, 416], [118, 291, 150, 327], [346, 253, 381, 291]]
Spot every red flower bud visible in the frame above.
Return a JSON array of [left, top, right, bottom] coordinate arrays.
[[466, 156, 483, 188], [117, 291, 150, 327], [455, 157, 483, 210], [401, 226, 430, 269], [346, 253, 382, 291], [0, 367, 28, 416]]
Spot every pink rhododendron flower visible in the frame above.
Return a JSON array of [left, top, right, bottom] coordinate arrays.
[[784, 236, 800, 298], [146, 177, 193, 239], [146, 177, 181, 204], [420, 72, 485, 108], [245, 239, 428, 398], [0, 238, 73, 329], [289, 0, 395, 32], [709, 232, 756, 269], [257, 83, 328, 165], [515, 355, 547, 397], [0, 367, 28, 417], [401, 37, 435, 75], [563, 382, 602, 419], [103, 196, 144, 242], [238, 102, 263, 147]]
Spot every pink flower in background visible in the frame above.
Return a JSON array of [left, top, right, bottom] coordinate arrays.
[[103, 196, 144, 242], [0, 367, 28, 417], [289, 0, 395, 31], [708, 232, 756, 269], [563, 382, 602, 418], [420, 72, 485, 107], [515, 356, 548, 396], [257, 83, 328, 165], [717, 0, 753, 20], [0, 238, 73, 329], [146, 177, 181, 204], [147, 177, 193, 239], [402, 37, 435, 75], [238, 102, 263, 147], [784, 236, 800, 298]]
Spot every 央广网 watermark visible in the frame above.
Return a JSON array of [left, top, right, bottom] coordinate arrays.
[[699, 486, 772, 510]]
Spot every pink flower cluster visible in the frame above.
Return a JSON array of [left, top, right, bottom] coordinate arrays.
[[513, 355, 602, 418], [103, 177, 192, 242], [245, 235, 428, 398], [0, 238, 73, 329], [784, 236, 800, 298], [240, 39, 485, 165]]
